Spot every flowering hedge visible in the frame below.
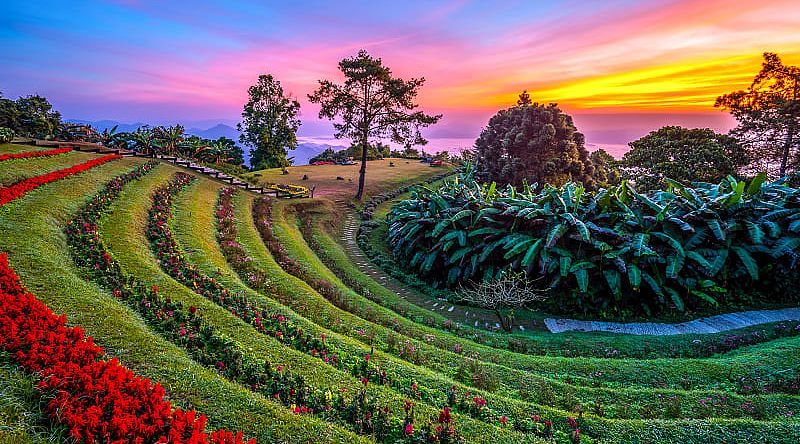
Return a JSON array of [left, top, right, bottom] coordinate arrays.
[[0, 153, 122, 205], [0, 147, 73, 162], [0, 252, 254, 444], [147, 182, 469, 442]]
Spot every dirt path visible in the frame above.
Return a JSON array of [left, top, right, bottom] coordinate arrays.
[[338, 206, 539, 333]]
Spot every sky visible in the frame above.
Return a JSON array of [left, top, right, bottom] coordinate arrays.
[[2, 0, 799, 156]]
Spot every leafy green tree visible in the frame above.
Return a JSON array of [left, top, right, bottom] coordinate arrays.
[[11, 95, 62, 138], [238, 74, 301, 170], [621, 126, 748, 191], [716, 52, 800, 177], [309, 50, 441, 199], [345, 141, 389, 160], [589, 149, 620, 187], [475, 92, 597, 189], [0, 92, 21, 131]]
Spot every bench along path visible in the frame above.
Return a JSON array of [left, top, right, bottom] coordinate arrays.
[[545, 307, 800, 335]]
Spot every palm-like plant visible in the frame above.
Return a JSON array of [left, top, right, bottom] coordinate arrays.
[[388, 170, 800, 315], [154, 125, 185, 155], [130, 126, 161, 156], [195, 140, 235, 165]]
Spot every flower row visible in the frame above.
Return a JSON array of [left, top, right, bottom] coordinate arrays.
[[0, 251, 253, 444], [0, 153, 122, 205], [145, 178, 466, 441], [0, 146, 73, 162]]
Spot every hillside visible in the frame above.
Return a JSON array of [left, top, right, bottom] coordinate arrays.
[[1, 142, 799, 444]]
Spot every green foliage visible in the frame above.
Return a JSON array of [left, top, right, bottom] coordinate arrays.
[[238, 74, 301, 170], [0, 94, 62, 139], [0, 127, 13, 144], [308, 50, 441, 199], [388, 171, 800, 315], [621, 126, 748, 191], [474, 98, 598, 190]]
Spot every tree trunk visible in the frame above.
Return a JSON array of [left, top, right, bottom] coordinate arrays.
[[355, 133, 368, 200], [780, 125, 796, 177], [494, 308, 512, 332]]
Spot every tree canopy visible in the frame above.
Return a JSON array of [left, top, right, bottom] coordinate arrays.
[[309, 50, 441, 199], [716, 52, 800, 177], [621, 126, 748, 191], [0, 93, 62, 139], [474, 93, 597, 189], [238, 74, 301, 170]]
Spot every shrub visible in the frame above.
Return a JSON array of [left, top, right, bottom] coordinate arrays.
[[0, 127, 15, 143], [388, 170, 800, 315]]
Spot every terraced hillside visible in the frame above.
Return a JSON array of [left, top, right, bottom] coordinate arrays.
[[1, 142, 799, 443]]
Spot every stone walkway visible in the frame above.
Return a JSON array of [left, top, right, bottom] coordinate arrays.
[[544, 307, 800, 335]]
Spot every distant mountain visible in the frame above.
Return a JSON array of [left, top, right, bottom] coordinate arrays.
[[185, 123, 240, 141], [66, 119, 146, 133], [291, 142, 347, 166]]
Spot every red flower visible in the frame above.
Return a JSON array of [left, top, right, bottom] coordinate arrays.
[[0, 154, 122, 206], [0, 253, 255, 444], [0, 147, 72, 162]]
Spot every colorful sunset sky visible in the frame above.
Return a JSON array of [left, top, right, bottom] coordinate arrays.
[[2, 0, 799, 154]]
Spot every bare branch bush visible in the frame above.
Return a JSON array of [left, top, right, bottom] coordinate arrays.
[[457, 271, 547, 332]]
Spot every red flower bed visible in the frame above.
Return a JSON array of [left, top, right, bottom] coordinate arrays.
[[0, 153, 123, 205], [0, 252, 255, 444], [0, 147, 73, 162]]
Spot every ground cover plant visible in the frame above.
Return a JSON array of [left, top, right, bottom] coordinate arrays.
[[0, 153, 121, 205], [388, 170, 800, 317], [0, 146, 72, 162], [0, 252, 254, 444]]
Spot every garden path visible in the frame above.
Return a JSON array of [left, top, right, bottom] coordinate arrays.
[[339, 206, 539, 333], [544, 307, 800, 335]]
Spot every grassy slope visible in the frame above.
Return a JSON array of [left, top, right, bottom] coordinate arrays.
[[96, 163, 367, 443], [246, 159, 452, 198], [250, 197, 800, 440], [165, 177, 530, 442], [0, 355, 64, 444], [274, 199, 800, 393], [0, 151, 96, 186]]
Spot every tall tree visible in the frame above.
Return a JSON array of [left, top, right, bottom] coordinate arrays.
[[475, 93, 597, 189], [309, 50, 441, 199], [238, 74, 301, 170], [621, 126, 748, 191], [716, 52, 800, 177]]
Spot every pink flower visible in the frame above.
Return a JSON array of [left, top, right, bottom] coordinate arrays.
[[500, 415, 508, 426], [404, 423, 413, 435], [179, 328, 187, 336]]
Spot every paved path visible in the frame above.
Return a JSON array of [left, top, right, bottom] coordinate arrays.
[[545, 307, 800, 335]]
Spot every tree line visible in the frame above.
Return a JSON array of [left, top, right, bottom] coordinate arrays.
[[473, 52, 800, 191]]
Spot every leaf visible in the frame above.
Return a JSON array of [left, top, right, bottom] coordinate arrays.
[[603, 270, 622, 298], [450, 209, 474, 224], [520, 239, 543, 267], [706, 219, 725, 240], [746, 172, 766, 195], [503, 238, 535, 259], [666, 255, 684, 279], [691, 289, 718, 306], [732, 246, 758, 280], [632, 233, 650, 257], [628, 263, 642, 290], [665, 287, 685, 311], [574, 268, 589, 293], [421, 252, 438, 273], [431, 220, 450, 237], [559, 255, 572, 277], [686, 251, 712, 272], [745, 221, 764, 243], [668, 217, 694, 232], [546, 224, 568, 248]]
